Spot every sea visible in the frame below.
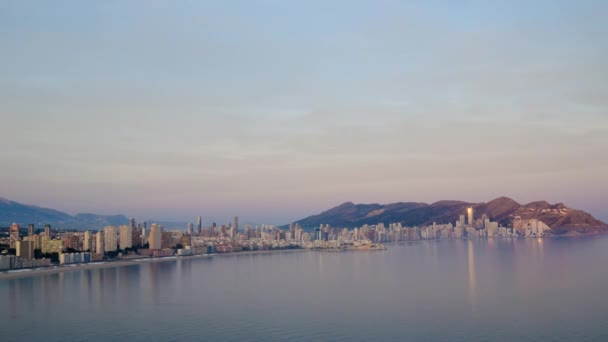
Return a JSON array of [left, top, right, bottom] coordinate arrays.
[[2, 236, 608, 341]]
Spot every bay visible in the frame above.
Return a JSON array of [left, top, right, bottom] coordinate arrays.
[[2, 236, 608, 341]]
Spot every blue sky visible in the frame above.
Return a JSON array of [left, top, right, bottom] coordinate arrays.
[[1, 1, 607, 224]]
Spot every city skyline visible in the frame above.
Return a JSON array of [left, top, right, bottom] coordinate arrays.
[[2, 1, 607, 224]]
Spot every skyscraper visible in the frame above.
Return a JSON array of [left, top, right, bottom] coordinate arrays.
[[130, 217, 136, 229], [119, 225, 133, 249], [44, 224, 51, 238], [141, 228, 147, 245], [196, 216, 202, 235], [28, 224, 34, 237], [104, 226, 117, 252], [16, 240, 34, 260], [149, 224, 162, 250], [96, 231, 104, 254], [9, 223, 20, 249], [187, 223, 193, 235], [84, 230, 92, 251], [233, 216, 239, 233], [467, 208, 474, 227]]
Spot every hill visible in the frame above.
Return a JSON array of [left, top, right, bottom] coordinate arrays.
[[0, 197, 129, 230], [294, 197, 607, 235]]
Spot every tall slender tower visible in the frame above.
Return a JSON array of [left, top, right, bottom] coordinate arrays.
[[84, 231, 92, 251], [187, 223, 193, 235], [28, 224, 34, 237], [9, 223, 20, 249], [467, 208, 474, 227], [45, 224, 51, 238], [96, 231, 104, 254], [196, 216, 202, 235], [233, 216, 238, 233]]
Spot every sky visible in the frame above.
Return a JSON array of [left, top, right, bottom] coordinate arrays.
[[1, 0, 607, 225]]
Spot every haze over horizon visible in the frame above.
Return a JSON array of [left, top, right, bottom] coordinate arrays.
[[2, 1, 607, 225]]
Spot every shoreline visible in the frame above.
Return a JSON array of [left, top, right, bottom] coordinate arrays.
[[3, 235, 605, 281], [216, 248, 308, 257], [0, 254, 213, 281], [0, 248, 308, 281]]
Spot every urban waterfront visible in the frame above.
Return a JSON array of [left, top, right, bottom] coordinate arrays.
[[2, 236, 608, 341]]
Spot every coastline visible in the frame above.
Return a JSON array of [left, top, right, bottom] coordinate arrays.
[[216, 248, 309, 257], [0, 254, 213, 281], [0, 248, 308, 281]]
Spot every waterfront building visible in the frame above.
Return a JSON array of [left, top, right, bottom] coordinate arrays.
[[83, 231, 92, 251], [187, 223, 193, 235], [234, 216, 239, 233], [161, 231, 174, 249], [60, 252, 92, 265], [141, 228, 147, 246], [180, 235, 192, 247], [197, 216, 202, 235], [119, 225, 133, 249], [104, 226, 117, 252], [16, 240, 34, 260], [41, 237, 64, 254], [9, 223, 20, 249], [0, 255, 11, 270], [149, 224, 162, 250], [67, 234, 81, 250], [467, 208, 474, 226], [96, 231, 104, 254], [132, 227, 143, 247]]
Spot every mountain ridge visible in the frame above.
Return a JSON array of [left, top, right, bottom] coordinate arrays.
[[0, 197, 129, 230], [294, 197, 607, 235]]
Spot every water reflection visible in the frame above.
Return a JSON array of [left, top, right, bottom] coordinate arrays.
[[467, 240, 477, 315]]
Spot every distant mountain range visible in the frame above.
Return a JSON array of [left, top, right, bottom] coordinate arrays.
[[294, 197, 608, 235], [0, 197, 129, 230]]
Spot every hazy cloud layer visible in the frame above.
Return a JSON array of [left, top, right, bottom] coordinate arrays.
[[1, 0, 607, 224]]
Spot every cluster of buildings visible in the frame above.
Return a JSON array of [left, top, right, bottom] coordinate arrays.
[[1, 209, 551, 272]]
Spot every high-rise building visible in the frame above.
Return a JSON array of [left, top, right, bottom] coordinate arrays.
[[83, 231, 92, 251], [187, 223, 193, 235], [467, 208, 474, 226], [16, 240, 34, 260], [233, 216, 239, 233], [211, 222, 216, 236], [28, 224, 35, 237], [161, 231, 173, 249], [196, 216, 202, 235], [9, 223, 20, 249], [132, 227, 142, 247], [130, 217, 136, 229], [44, 224, 51, 238], [149, 224, 162, 250], [119, 225, 133, 250], [244, 224, 251, 240], [41, 237, 64, 254], [141, 228, 147, 246], [104, 226, 117, 252], [96, 231, 104, 254]]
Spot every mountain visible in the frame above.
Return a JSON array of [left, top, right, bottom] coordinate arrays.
[[294, 197, 608, 235], [0, 197, 129, 230]]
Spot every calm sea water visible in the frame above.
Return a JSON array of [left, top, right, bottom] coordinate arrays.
[[2, 236, 608, 341]]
